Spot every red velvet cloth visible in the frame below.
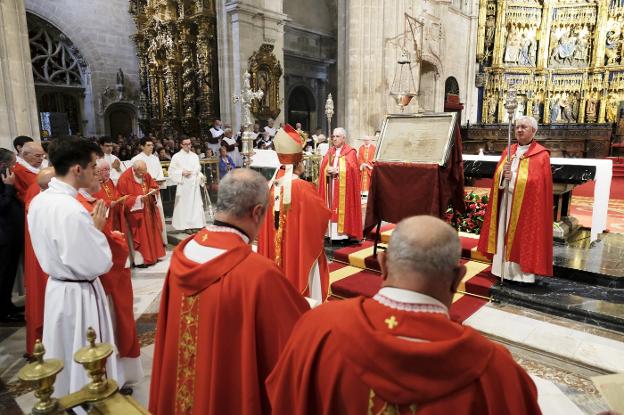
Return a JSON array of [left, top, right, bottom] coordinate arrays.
[[149, 229, 309, 415], [363, 127, 464, 236], [266, 298, 540, 415]]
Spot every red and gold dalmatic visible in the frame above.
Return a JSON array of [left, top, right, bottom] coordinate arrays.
[[477, 141, 553, 276], [357, 143, 376, 192], [318, 144, 363, 240], [149, 229, 309, 415]]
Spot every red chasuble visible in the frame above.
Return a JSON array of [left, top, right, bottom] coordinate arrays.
[[477, 141, 553, 276], [318, 144, 363, 239], [23, 184, 47, 355], [267, 298, 541, 415], [12, 163, 36, 202], [149, 228, 310, 415], [357, 143, 376, 192], [258, 176, 331, 300], [116, 168, 165, 265], [76, 193, 140, 358], [93, 178, 131, 233]]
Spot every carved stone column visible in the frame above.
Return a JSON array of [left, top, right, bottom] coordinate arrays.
[[0, 0, 40, 148]]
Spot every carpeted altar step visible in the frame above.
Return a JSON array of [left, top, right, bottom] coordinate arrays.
[[328, 260, 496, 323]]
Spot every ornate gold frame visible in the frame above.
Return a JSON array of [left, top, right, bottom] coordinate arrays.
[[248, 44, 282, 120]]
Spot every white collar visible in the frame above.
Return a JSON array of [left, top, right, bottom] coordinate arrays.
[[48, 177, 78, 197], [374, 287, 449, 316], [204, 224, 250, 244], [16, 157, 41, 174]]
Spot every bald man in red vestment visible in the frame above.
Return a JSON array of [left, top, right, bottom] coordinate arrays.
[[76, 176, 142, 383], [319, 127, 362, 242], [258, 125, 331, 303], [117, 160, 165, 266], [23, 167, 54, 355], [149, 169, 309, 415], [13, 142, 45, 202], [267, 216, 541, 415]]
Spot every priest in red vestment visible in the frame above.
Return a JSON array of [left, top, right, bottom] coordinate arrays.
[[258, 125, 331, 303], [76, 177, 142, 381], [23, 167, 55, 355], [318, 127, 363, 242], [117, 160, 165, 266], [13, 142, 45, 202], [478, 116, 553, 282], [357, 135, 376, 195], [93, 158, 129, 233], [149, 169, 309, 415], [267, 216, 541, 415]]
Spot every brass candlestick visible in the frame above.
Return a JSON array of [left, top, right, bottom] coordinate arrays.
[[18, 340, 64, 414]]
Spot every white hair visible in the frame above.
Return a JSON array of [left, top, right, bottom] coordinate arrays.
[[216, 169, 268, 217], [332, 127, 347, 137], [96, 158, 110, 169], [516, 115, 538, 131]]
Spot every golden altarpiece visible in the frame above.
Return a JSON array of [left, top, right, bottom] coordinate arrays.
[[470, 0, 624, 157], [129, 0, 219, 137]]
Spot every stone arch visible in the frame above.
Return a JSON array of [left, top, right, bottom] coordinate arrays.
[[26, 12, 93, 138], [286, 85, 316, 131], [444, 76, 460, 99], [104, 102, 138, 138]]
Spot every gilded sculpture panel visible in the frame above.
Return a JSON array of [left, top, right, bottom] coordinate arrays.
[[476, 0, 624, 125], [248, 44, 283, 120], [129, 0, 219, 137]]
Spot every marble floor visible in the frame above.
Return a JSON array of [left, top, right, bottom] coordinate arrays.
[[1, 247, 623, 414]]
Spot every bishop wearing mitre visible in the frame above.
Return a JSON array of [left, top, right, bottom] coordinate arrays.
[[258, 124, 331, 303]]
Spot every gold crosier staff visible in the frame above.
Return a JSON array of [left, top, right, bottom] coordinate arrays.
[[500, 86, 518, 284]]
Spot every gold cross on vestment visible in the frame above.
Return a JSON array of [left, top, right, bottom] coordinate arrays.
[[202, 234, 208, 242], [384, 316, 398, 329]]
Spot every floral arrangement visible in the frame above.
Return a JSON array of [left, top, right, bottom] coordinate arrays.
[[445, 191, 489, 234]]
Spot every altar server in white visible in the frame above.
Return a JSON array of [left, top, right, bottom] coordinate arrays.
[[131, 137, 168, 242], [169, 138, 205, 232], [99, 137, 125, 183], [28, 138, 127, 397]]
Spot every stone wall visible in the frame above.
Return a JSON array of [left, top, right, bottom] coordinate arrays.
[[25, 0, 140, 136], [0, 0, 40, 149], [337, 0, 478, 142]]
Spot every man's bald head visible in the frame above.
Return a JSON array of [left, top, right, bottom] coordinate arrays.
[[22, 142, 45, 168], [379, 216, 465, 307], [132, 160, 147, 178], [36, 167, 55, 190]]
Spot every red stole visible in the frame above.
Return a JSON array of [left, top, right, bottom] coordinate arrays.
[[116, 169, 165, 265], [149, 228, 309, 415], [23, 184, 47, 355], [477, 141, 553, 276], [93, 178, 131, 233], [357, 143, 376, 192], [76, 193, 140, 358], [258, 175, 331, 300], [318, 144, 363, 239], [266, 297, 540, 415], [13, 163, 36, 202]]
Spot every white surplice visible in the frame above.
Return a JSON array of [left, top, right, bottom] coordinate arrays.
[[491, 143, 536, 283], [103, 153, 125, 184], [27, 178, 127, 397], [131, 152, 167, 241], [169, 149, 205, 230]]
